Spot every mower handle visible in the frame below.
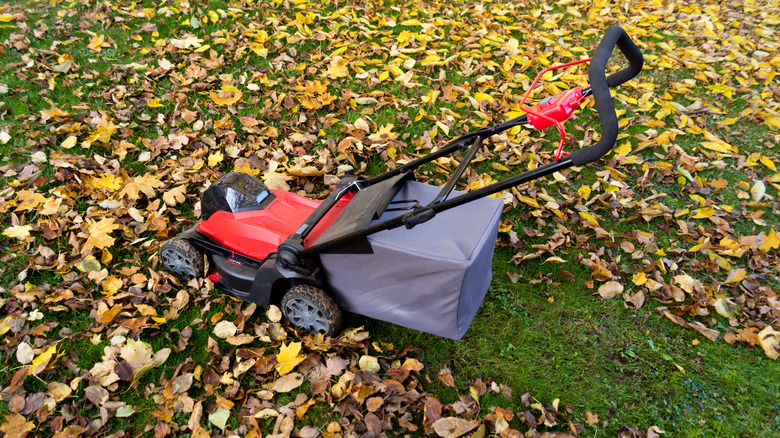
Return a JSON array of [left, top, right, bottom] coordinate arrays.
[[569, 26, 643, 167]]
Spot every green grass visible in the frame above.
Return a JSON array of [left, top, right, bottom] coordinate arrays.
[[2, 0, 780, 436], [364, 248, 780, 436]]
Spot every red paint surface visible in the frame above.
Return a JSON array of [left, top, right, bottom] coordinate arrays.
[[198, 190, 321, 260]]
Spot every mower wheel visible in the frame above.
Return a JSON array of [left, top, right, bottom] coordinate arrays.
[[159, 239, 204, 281], [282, 285, 341, 337]]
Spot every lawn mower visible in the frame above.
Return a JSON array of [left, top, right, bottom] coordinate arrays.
[[159, 26, 644, 339]]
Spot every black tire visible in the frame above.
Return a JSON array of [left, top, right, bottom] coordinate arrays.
[[159, 239, 204, 281], [281, 285, 341, 337]]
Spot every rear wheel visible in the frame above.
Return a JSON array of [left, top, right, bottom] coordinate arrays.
[[282, 285, 341, 337], [159, 239, 204, 281]]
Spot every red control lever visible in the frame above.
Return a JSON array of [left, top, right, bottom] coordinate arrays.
[[527, 87, 584, 130], [519, 58, 591, 161]]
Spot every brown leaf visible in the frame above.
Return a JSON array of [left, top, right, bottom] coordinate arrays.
[[424, 397, 443, 426], [366, 396, 383, 412], [47, 382, 72, 402], [438, 368, 456, 387], [364, 412, 382, 437], [114, 361, 135, 381], [171, 373, 194, 394], [628, 291, 645, 309], [597, 281, 623, 299], [0, 413, 35, 438], [273, 372, 304, 393], [85, 385, 109, 407], [432, 417, 480, 438], [8, 367, 28, 393]]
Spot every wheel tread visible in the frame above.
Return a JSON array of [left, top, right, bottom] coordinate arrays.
[[282, 285, 341, 337]]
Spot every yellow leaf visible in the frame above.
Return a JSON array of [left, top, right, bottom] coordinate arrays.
[[324, 59, 349, 79], [208, 151, 224, 167], [84, 218, 120, 252], [0, 13, 16, 22], [700, 141, 735, 154], [760, 156, 777, 171], [235, 161, 261, 177], [329, 46, 347, 57], [88, 34, 106, 52], [101, 276, 123, 296], [632, 271, 647, 286], [690, 206, 714, 219], [61, 135, 78, 149], [763, 116, 780, 131], [86, 114, 117, 144], [209, 86, 243, 106], [147, 99, 164, 108], [474, 92, 494, 104], [275, 341, 306, 375], [120, 174, 165, 200], [579, 211, 599, 227], [517, 196, 539, 208], [163, 185, 187, 207], [77, 255, 101, 273], [713, 298, 737, 317], [2, 224, 33, 240], [578, 185, 591, 201], [758, 326, 780, 360], [0, 414, 35, 438], [387, 64, 404, 76], [29, 344, 58, 375], [758, 229, 780, 251], [420, 54, 442, 66], [705, 83, 735, 99], [88, 174, 123, 191]]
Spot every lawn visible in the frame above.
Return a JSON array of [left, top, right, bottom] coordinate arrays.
[[1, 0, 779, 437]]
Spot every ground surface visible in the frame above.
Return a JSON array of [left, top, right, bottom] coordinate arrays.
[[1, 0, 779, 437]]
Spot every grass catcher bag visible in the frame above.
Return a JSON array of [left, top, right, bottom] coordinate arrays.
[[320, 180, 503, 339]]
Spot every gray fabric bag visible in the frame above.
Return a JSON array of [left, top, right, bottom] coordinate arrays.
[[320, 180, 503, 339]]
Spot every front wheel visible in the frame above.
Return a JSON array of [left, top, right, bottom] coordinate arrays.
[[159, 238, 204, 281], [281, 285, 341, 337]]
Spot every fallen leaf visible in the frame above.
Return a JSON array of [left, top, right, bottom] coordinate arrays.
[[275, 341, 306, 375], [213, 320, 237, 339], [209, 86, 243, 106], [15, 342, 33, 365], [432, 417, 479, 438], [0, 413, 35, 438], [273, 372, 304, 392], [758, 326, 780, 360], [598, 281, 623, 299], [3, 225, 32, 240], [209, 407, 230, 431], [29, 344, 57, 376]]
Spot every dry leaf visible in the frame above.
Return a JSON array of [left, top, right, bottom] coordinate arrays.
[[275, 342, 306, 375], [598, 281, 623, 299]]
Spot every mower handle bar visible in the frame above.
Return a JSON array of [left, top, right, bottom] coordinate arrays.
[[288, 27, 643, 256], [570, 25, 644, 166]]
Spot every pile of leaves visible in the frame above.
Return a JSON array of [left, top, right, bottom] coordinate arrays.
[[2, 292, 593, 437], [1, 0, 779, 435]]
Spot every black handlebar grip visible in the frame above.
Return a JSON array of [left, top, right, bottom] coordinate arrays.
[[570, 26, 644, 167]]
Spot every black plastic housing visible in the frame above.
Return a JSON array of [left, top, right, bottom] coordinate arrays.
[[201, 172, 276, 221]]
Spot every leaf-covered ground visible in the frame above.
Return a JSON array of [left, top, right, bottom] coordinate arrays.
[[1, 0, 779, 437]]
